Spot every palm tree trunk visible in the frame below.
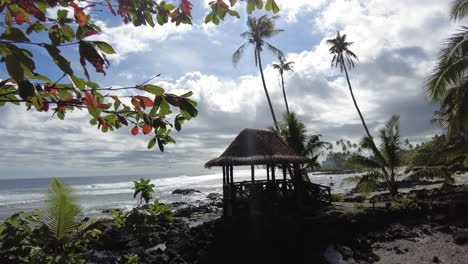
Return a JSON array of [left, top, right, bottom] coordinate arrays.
[[257, 50, 280, 131], [280, 73, 290, 114], [343, 64, 394, 191], [342, 65, 373, 143]]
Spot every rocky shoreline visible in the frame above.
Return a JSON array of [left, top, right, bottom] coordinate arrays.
[[82, 183, 468, 264]]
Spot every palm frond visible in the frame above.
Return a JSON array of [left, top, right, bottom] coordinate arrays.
[[450, 0, 468, 21], [43, 178, 82, 241], [347, 154, 382, 169], [407, 167, 455, 184], [232, 42, 249, 66], [265, 42, 284, 58]]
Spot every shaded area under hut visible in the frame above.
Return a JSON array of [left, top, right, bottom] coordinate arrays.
[[205, 128, 331, 217]]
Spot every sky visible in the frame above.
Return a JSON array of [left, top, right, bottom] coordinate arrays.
[[0, 0, 458, 179]]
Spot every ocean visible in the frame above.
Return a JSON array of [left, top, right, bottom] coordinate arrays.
[[0, 169, 363, 221]]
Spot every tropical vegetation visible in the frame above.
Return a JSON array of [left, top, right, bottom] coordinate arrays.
[[271, 112, 330, 181], [345, 115, 404, 196], [272, 55, 295, 114], [233, 14, 284, 131]]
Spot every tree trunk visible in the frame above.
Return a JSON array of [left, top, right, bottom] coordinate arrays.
[[342, 63, 387, 164], [280, 73, 290, 114], [257, 50, 280, 131]]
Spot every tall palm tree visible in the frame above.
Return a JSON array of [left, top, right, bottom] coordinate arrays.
[[272, 55, 294, 114], [346, 115, 403, 196], [233, 15, 284, 131], [326, 32, 386, 163]]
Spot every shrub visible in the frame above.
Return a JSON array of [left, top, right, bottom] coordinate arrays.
[[330, 193, 345, 202], [389, 197, 421, 212], [111, 178, 173, 246]]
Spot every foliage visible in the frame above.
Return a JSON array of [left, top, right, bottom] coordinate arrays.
[[345, 115, 404, 196], [133, 178, 156, 205], [0, 211, 49, 264], [233, 14, 284, 130], [272, 55, 294, 114], [389, 197, 421, 213], [0, 1, 279, 149], [43, 177, 82, 242], [111, 179, 173, 246], [330, 193, 344, 202], [123, 253, 140, 264], [426, 1, 468, 139], [0, 179, 103, 264]]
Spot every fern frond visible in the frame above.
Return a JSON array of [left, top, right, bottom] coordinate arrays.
[[43, 178, 82, 241]]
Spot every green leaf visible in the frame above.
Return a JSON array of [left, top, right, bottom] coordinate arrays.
[[247, 1, 255, 14], [142, 85, 165, 95], [272, 0, 280, 13], [205, 12, 213, 23], [92, 41, 115, 54], [157, 138, 165, 152], [57, 111, 65, 120], [71, 75, 86, 90], [256, 0, 264, 9], [44, 44, 74, 75], [57, 9, 69, 20], [265, 0, 273, 11], [87, 105, 101, 118], [148, 138, 156, 149], [1, 27, 30, 42], [159, 99, 171, 116], [5, 56, 24, 82], [144, 10, 155, 27], [181, 91, 193, 97]]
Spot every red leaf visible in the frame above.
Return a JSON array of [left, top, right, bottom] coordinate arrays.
[[181, 0, 192, 16], [45, 84, 58, 95], [84, 91, 98, 108], [81, 98, 88, 106], [19, 3, 46, 21], [131, 97, 141, 109], [71, 3, 88, 27], [142, 124, 153, 135], [82, 30, 98, 38], [131, 126, 139, 136], [98, 118, 109, 130], [42, 101, 49, 112], [123, 17, 129, 24], [218, 0, 229, 8], [135, 96, 153, 108], [15, 11, 24, 25], [116, 114, 128, 126], [107, 0, 116, 15], [98, 103, 110, 110]]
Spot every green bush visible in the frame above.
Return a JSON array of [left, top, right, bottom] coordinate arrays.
[[330, 193, 345, 202], [389, 197, 421, 212], [111, 178, 173, 246]]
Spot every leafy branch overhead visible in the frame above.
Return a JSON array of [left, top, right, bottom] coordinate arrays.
[[0, 0, 279, 151]]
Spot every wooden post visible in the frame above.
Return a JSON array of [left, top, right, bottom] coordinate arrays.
[[283, 165, 287, 192], [271, 165, 275, 183], [251, 165, 255, 183], [230, 166, 234, 184], [266, 165, 270, 181], [222, 166, 226, 184]]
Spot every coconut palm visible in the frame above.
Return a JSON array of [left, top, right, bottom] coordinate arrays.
[[326, 32, 385, 160], [233, 15, 284, 131], [272, 55, 294, 114], [450, 0, 468, 21], [272, 112, 330, 179], [346, 115, 403, 196]]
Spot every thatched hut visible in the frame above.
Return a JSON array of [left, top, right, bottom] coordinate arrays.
[[205, 128, 330, 216]]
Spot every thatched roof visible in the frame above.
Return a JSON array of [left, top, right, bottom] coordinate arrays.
[[205, 128, 309, 168]]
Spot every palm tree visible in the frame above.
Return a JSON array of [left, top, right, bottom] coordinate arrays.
[[233, 15, 284, 131], [272, 55, 294, 114], [326, 32, 387, 164], [346, 115, 403, 196], [272, 112, 330, 180]]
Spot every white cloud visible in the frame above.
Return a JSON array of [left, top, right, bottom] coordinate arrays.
[[89, 21, 192, 63]]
